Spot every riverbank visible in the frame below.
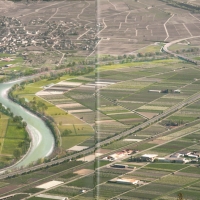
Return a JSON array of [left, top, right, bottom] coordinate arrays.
[[0, 110, 30, 171], [9, 75, 95, 154], [0, 80, 55, 170]]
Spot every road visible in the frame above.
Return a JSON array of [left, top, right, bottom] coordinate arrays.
[[0, 36, 200, 179], [0, 84, 200, 180], [163, 35, 200, 64], [164, 14, 175, 41], [16, 1, 65, 19]]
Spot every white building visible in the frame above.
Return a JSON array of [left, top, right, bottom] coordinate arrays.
[[110, 178, 139, 185], [141, 154, 158, 162]]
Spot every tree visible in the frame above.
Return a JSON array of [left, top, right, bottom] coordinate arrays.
[[37, 101, 48, 113], [59, 121, 62, 126], [177, 193, 184, 200], [62, 129, 72, 136], [13, 115, 23, 123], [137, 52, 143, 57], [13, 149, 21, 160], [22, 121, 27, 128]]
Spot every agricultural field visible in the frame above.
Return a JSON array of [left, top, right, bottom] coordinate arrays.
[[13, 75, 95, 152], [0, 112, 29, 168], [94, 0, 200, 55], [4, 40, 200, 200], [2, 0, 200, 199], [4, 120, 200, 198], [95, 58, 200, 141], [3, 56, 200, 197]]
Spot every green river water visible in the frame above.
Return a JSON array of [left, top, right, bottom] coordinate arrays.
[[0, 79, 55, 170]]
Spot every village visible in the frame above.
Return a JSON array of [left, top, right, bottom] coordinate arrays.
[[0, 15, 97, 56]]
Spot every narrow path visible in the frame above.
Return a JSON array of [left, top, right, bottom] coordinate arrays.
[[163, 35, 200, 58], [44, 2, 79, 24], [0, 119, 8, 154], [16, 1, 64, 19], [77, 1, 92, 23], [107, 0, 117, 11], [189, 13, 200, 22], [109, 165, 191, 200], [70, 127, 200, 199], [77, 1, 90, 19], [164, 14, 175, 41], [125, 11, 130, 23], [183, 23, 193, 36], [77, 29, 90, 40], [107, 128, 200, 200], [97, 18, 107, 36]]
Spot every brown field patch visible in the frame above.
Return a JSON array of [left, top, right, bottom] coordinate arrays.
[[95, 148, 111, 154], [74, 169, 94, 176], [148, 139, 166, 145], [138, 112, 158, 119], [0, 184, 20, 194]]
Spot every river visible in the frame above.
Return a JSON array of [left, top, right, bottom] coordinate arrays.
[[0, 79, 55, 170]]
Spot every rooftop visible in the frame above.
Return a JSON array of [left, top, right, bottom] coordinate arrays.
[[141, 154, 158, 158]]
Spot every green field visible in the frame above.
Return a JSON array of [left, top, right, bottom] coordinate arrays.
[[0, 113, 29, 166], [13, 76, 95, 151], [144, 163, 188, 171]]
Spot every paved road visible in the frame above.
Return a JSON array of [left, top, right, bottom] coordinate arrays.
[[0, 36, 200, 179], [163, 35, 200, 64], [0, 90, 200, 180]]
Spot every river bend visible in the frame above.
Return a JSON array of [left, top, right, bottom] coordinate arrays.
[[0, 79, 55, 170]]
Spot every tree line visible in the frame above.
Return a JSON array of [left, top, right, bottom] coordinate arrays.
[[0, 103, 30, 163], [159, 0, 200, 13]]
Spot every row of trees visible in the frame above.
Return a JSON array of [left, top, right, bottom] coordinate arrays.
[[160, 0, 200, 13], [163, 120, 184, 127], [0, 103, 27, 128], [9, 83, 59, 147], [102, 55, 172, 66], [98, 51, 164, 62], [176, 47, 200, 54], [9, 90, 48, 115], [0, 103, 30, 162], [3, 62, 94, 83]]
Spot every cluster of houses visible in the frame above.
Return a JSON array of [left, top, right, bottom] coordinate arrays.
[[102, 149, 134, 161], [132, 150, 200, 164], [0, 57, 13, 70], [148, 89, 181, 93], [0, 15, 97, 55]]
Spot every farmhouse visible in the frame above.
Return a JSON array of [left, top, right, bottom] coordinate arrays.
[[109, 178, 139, 185], [148, 90, 161, 93], [141, 154, 158, 162], [157, 157, 171, 163], [102, 150, 133, 161], [156, 150, 200, 164], [166, 157, 190, 164], [174, 89, 181, 93], [179, 150, 192, 156], [175, 150, 200, 158], [157, 151, 191, 163], [170, 153, 183, 158], [187, 154, 198, 159]]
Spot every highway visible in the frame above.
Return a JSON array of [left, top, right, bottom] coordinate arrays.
[[1, 88, 200, 180], [0, 36, 200, 180]]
